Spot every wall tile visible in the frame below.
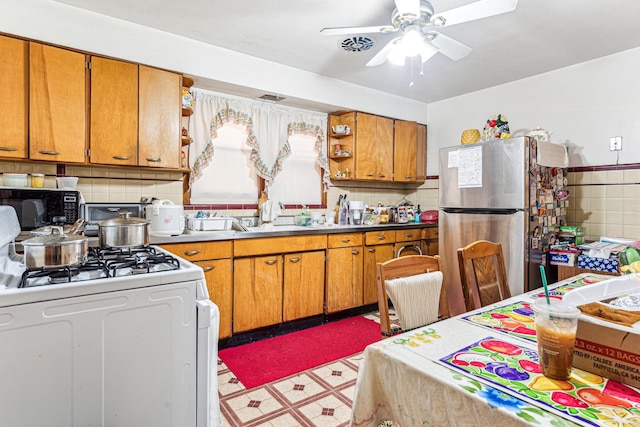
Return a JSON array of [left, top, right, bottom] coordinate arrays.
[[606, 170, 624, 183], [623, 169, 640, 183]]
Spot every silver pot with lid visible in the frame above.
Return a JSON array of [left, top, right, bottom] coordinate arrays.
[[22, 226, 89, 269], [31, 218, 85, 236], [99, 211, 150, 249]]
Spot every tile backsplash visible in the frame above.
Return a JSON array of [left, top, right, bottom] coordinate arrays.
[[3, 160, 638, 242], [0, 161, 185, 205]]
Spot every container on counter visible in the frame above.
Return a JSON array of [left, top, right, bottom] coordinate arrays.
[[3, 173, 28, 188], [31, 173, 45, 188]]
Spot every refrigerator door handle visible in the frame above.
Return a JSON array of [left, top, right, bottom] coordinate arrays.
[[442, 208, 520, 215]]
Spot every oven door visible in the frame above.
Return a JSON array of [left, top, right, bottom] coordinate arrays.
[[197, 299, 221, 427]]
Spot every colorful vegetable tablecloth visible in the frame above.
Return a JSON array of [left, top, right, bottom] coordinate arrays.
[[351, 273, 639, 427]]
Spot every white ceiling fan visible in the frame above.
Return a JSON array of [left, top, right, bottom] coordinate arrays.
[[321, 0, 518, 67]]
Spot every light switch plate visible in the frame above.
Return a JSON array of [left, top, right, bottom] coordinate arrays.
[[610, 136, 622, 151]]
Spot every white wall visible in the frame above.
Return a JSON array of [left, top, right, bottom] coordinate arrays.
[[0, 0, 428, 123], [427, 48, 640, 175]]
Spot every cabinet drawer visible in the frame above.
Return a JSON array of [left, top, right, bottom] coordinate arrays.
[[395, 228, 421, 243], [422, 227, 439, 240], [161, 241, 232, 261], [364, 230, 395, 246], [234, 235, 326, 257], [328, 233, 363, 248]]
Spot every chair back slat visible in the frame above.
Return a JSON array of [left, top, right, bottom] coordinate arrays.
[[457, 240, 510, 312]]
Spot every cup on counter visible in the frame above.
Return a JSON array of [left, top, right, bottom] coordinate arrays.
[[325, 211, 336, 226], [532, 298, 581, 380]]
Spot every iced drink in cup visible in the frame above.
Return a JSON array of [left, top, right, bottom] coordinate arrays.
[[532, 298, 581, 380]]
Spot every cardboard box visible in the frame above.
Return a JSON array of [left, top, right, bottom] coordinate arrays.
[[573, 316, 640, 388], [550, 249, 579, 266], [577, 254, 619, 273]]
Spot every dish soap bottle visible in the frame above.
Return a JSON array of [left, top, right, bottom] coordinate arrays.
[[414, 204, 421, 223]]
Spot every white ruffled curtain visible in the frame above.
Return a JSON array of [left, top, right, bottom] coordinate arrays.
[[189, 89, 330, 198]]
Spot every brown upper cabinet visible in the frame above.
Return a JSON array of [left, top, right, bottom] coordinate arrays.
[[89, 56, 139, 166], [29, 42, 87, 163], [355, 112, 393, 181], [90, 60, 181, 168], [393, 120, 418, 182], [138, 65, 181, 169], [0, 35, 28, 159], [329, 111, 426, 183]]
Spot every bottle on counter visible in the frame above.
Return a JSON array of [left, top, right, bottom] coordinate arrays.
[[414, 204, 421, 223]]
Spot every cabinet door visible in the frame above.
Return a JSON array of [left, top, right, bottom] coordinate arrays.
[[326, 246, 363, 313], [376, 116, 394, 181], [139, 66, 181, 168], [354, 113, 377, 180], [0, 36, 28, 159], [393, 120, 417, 182], [233, 256, 283, 333], [416, 123, 427, 182], [90, 57, 138, 166], [363, 243, 395, 305], [283, 251, 325, 322], [196, 259, 233, 339], [29, 43, 87, 163]]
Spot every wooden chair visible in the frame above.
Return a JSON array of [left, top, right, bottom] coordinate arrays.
[[457, 240, 511, 312], [376, 255, 450, 337]]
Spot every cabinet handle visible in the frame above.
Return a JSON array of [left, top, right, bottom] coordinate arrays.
[[0, 146, 17, 151], [351, 249, 360, 255], [341, 238, 351, 243], [265, 259, 278, 265], [378, 174, 386, 178], [368, 248, 375, 253], [366, 173, 373, 177], [184, 250, 200, 256], [377, 236, 386, 240], [406, 233, 414, 238], [146, 157, 161, 162], [289, 257, 301, 263], [404, 175, 413, 179], [202, 266, 214, 272], [39, 150, 60, 155], [113, 155, 130, 160]]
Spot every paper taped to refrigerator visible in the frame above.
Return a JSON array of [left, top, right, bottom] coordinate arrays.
[[458, 145, 482, 188]]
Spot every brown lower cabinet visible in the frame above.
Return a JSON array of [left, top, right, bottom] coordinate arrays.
[[233, 236, 326, 333], [363, 230, 396, 305], [326, 233, 363, 313], [162, 227, 437, 337]]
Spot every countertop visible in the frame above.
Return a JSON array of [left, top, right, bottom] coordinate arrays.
[[149, 222, 438, 245]]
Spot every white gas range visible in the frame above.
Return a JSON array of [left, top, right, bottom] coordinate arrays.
[[0, 206, 221, 427]]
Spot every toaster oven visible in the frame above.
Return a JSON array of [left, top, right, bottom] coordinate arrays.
[[80, 203, 145, 236]]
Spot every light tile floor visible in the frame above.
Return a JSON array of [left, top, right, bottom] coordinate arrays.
[[218, 311, 398, 427]]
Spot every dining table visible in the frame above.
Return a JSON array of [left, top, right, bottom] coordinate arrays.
[[351, 273, 640, 427]]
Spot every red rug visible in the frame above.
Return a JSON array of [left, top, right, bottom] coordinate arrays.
[[219, 316, 380, 389]]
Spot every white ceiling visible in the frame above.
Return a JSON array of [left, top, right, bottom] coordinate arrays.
[[54, 0, 640, 105]]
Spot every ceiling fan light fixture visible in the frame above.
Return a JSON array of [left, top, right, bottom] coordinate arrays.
[[398, 28, 424, 57]]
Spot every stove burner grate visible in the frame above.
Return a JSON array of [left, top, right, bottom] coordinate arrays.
[[20, 261, 109, 288]]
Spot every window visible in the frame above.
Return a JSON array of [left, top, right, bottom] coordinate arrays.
[[188, 89, 329, 205]]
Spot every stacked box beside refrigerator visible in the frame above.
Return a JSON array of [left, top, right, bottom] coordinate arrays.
[[438, 136, 569, 315]]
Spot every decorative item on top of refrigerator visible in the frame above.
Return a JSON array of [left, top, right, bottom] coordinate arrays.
[[438, 136, 569, 316]]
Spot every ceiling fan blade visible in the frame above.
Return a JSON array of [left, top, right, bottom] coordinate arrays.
[[366, 37, 401, 67], [394, 0, 421, 18], [320, 25, 396, 36], [429, 32, 472, 61], [432, 0, 518, 27]]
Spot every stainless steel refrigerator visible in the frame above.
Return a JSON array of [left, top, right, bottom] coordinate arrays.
[[438, 136, 569, 316]]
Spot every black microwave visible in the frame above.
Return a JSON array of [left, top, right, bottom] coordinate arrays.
[[0, 188, 80, 230]]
